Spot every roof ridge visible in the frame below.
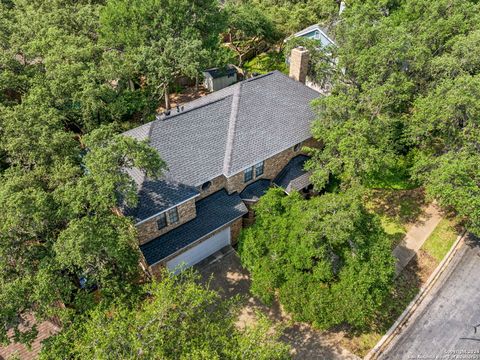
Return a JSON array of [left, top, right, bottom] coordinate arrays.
[[222, 83, 242, 175], [136, 121, 156, 190], [151, 73, 275, 124], [155, 95, 231, 122]]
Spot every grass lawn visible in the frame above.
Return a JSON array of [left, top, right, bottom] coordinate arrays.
[[366, 188, 425, 248], [378, 214, 407, 248], [366, 156, 418, 191], [420, 218, 459, 263]]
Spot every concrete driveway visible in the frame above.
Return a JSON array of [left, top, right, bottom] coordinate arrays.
[[380, 234, 480, 359], [196, 247, 359, 360]]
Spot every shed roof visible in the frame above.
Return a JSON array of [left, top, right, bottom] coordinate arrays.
[[203, 65, 237, 79]]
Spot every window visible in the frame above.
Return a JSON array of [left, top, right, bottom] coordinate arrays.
[[167, 207, 179, 224], [201, 181, 212, 191], [157, 213, 167, 230], [255, 161, 264, 177], [293, 143, 302, 152], [244, 166, 254, 182]]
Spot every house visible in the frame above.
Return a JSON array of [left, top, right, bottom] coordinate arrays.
[[202, 65, 238, 92], [124, 63, 320, 276], [286, 24, 338, 94], [289, 24, 335, 48]]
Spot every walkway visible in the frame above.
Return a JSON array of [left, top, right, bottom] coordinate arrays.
[[380, 235, 480, 359], [393, 203, 442, 275]]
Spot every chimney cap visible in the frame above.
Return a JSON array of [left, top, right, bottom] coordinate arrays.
[[293, 46, 308, 53]]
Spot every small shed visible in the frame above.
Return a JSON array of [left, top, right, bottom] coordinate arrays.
[[202, 65, 238, 92]]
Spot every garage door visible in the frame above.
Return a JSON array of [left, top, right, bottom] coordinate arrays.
[[166, 227, 231, 273]]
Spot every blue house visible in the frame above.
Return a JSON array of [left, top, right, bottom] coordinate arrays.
[[290, 24, 335, 48]]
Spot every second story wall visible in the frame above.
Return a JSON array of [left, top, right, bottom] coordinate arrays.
[[136, 198, 197, 245], [226, 137, 320, 194], [196, 175, 227, 200]]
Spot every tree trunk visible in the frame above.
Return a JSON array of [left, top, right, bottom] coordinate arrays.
[[164, 83, 170, 110]]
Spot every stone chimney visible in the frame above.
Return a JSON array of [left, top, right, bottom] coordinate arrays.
[[289, 47, 309, 84]]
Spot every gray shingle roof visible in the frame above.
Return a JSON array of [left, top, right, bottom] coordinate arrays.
[[239, 179, 271, 201], [273, 155, 312, 193], [203, 65, 237, 79], [124, 71, 319, 221], [124, 179, 199, 223], [140, 189, 248, 265]]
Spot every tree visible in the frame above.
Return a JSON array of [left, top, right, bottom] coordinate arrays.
[[0, 0, 126, 132], [239, 188, 395, 329], [0, 113, 165, 344], [39, 271, 291, 360], [307, 0, 480, 234], [408, 75, 480, 233], [251, 0, 341, 37], [224, 1, 281, 67], [284, 36, 337, 89], [99, 0, 226, 111]]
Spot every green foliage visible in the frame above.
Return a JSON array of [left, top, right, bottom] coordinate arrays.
[[0, 0, 125, 132], [100, 0, 226, 111], [250, 0, 341, 37], [284, 36, 337, 85], [243, 51, 288, 74], [413, 150, 480, 235], [308, 0, 480, 234], [365, 155, 418, 190], [239, 188, 395, 329], [0, 106, 165, 343], [40, 271, 291, 360], [224, 1, 282, 66]]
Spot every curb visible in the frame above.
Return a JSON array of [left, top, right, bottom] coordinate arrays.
[[364, 229, 468, 360]]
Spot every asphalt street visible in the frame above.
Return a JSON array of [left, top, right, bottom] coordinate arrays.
[[381, 235, 480, 360]]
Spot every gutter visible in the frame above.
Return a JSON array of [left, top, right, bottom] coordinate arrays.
[[147, 215, 245, 268]]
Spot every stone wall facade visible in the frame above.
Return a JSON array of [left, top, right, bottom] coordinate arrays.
[[229, 217, 244, 245], [136, 198, 197, 245], [197, 174, 227, 200]]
